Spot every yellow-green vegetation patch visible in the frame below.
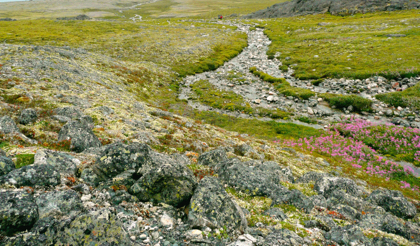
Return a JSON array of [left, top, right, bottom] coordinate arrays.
[[263, 10, 420, 80], [189, 111, 321, 140], [319, 93, 373, 112], [280, 182, 318, 196], [190, 80, 290, 119], [0, 19, 247, 78], [15, 154, 35, 169], [249, 67, 315, 100], [376, 83, 420, 111]]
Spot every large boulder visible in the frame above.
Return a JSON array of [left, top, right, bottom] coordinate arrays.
[[36, 190, 83, 218], [366, 189, 417, 219], [54, 209, 131, 245], [314, 176, 365, 198], [262, 229, 304, 246], [197, 148, 228, 167], [0, 163, 61, 187], [216, 159, 289, 197], [0, 190, 39, 236], [93, 142, 151, 180], [129, 153, 197, 207], [0, 116, 20, 134], [187, 177, 247, 233], [58, 118, 101, 153], [0, 155, 15, 176], [34, 149, 79, 176], [325, 225, 371, 246], [18, 108, 38, 125]]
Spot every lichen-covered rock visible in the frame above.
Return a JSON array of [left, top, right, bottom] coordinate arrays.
[[0, 116, 20, 134], [372, 237, 398, 246], [325, 225, 371, 246], [129, 157, 197, 207], [314, 176, 364, 198], [235, 144, 264, 159], [328, 204, 361, 221], [0, 163, 61, 187], [34, 149, 79, 176], [216, 158, 287, 197], [0, 148, 6, 156], [93, 142, 151, 180], [58, 118, 101, 153], [271, 189, 323, 213], [54, 106, 83, 119], [54, 209, 131, 245], [0, 155, 15, 176], [187, 177, 247, 233], [36, 190, 83, 218], [0, 190, 39, 236], [18, 108, 37, 125], [296, 171, 333, 183], [198, 148, 228, 167], [262, 229, 304, 246], [171, 153, 191, 166], [327, 190, 386, 215], [366, 189, 417, 219]]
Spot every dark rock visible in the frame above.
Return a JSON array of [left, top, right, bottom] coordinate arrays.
[[372, 237, 398, 246], [54, 106, 83, 119], [304, 220, 331, 232], [0, 148, 6, 156], [314, 176, 364, 198], [0, 190, 39, 236], [56, 14, 92, 21], [216, 158, 287, 197], [187, 177, 247, 233], [314, 215, 336, 231], [325, 225, 371, 246], [197, 148, 228, 167], [0, 163, 61, 187], [80, 167, 101, 186], [271, 189, 322, 213], [0, 116, 20, 134], [296, 171, 333, 183], [366, 189, 417, 219], [54, 209, 131, 245], [327, 190, 386, 215], [263, 208, 288, 221], [58, 118, 101, 153], [34, 149, 78, 176], [93, 142, 151, 180], [381, 215, 407, 238], [0, 155, 15, 176], [129, 155, 197, 208], [244, 0, 420, 19], [0, 18, 17, 21], [263, 229, 304, 246], [18, 108, 37, 125], [36, 190, 83, 218]]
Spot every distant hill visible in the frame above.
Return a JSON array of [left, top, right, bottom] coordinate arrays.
[[244, 0, 420, 18]]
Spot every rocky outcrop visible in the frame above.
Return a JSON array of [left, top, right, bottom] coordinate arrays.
[[188, 177, 247, 233], [58, 118, 101, 152], [0, 190, 39, 236], [244, 0, 420, 19]]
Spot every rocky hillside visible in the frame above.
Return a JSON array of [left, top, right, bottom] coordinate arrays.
[[244, 0, 420, 18], [0, 11, 419, 246]]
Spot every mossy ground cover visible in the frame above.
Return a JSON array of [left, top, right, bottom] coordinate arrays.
[[263, 10, 420, 80], [376, 82, 420, 111], [190, 80, 289, 118], [15, 154, 35, 169]]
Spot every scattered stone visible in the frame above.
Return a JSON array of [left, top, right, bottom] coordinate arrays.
[[18, 108, 37, 125], [58, 118, 101, 153], [0, 156, 15, 176]]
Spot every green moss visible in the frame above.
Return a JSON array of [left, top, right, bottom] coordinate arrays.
[[311, 78, 324, 86], [15, 154, 35, 169], [264, 10, 420, 80], [189, 111, 321, 140], [320, 93, 373, 112], [297, 116, 318, 124], [249, 67, 315, 100]]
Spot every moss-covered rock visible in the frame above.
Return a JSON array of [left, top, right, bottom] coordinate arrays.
[[0, 190, 39, 236], [187, 177, 247, 233], [0, 156, 15, 176]]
